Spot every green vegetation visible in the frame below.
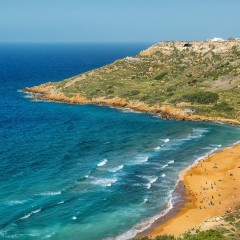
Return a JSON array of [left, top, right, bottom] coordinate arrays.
[[183, 91, 219, 104], [213, 102, 234, 112], [134, 208, 240, 240], [155, 71, 169, 80], [31, 41, 240, 120], [134, 230, 227, 240], [182, 230, 230, 240]]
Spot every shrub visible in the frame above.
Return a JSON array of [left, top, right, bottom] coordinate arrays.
[[155, 71, 168, 80], [213, 102, 233, 112], [129, 90, 140, 96], [235, 204, 240, 211], [155, 235, 175, 240], [134, 230, 228, 240], [183, 91, 219, 104], [188, 79, 198, 86], [182, 229, 227, 240], [225, 214, 236, 222], [121, 90, 140, 98]]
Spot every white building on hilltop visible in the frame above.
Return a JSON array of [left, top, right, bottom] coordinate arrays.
[[210, 37, 226, 42]]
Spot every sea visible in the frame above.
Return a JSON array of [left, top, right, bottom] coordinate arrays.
[[0, 43, 239, 240]]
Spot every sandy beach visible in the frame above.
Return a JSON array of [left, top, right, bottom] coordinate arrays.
[[149, 143, 240, 238]]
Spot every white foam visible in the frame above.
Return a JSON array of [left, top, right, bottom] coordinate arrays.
[[161, 174, 166, 178], [140, 176, 158, 189], [193, 128, 209, 133], [112, 141, 240, 240], [38, 191, 61, 196], [211, 144, 222, 147], [7, 200, 27, 205], [23, 94, 33, 99], [113, 196, 174, 240], [97, 159, 108, 167], [202, 146, 213, 150], [29, 232, 40, 237], [33, 209, 41, 214], [108, 164, 124, 173], [44, 233, 55, 238], [146, 183, 151, 189], [20, 213, 31, 219], [154, 146, 161, 151], [150, 177, 158, 184], [168, 160, 174, 164], [153, 114, 161, 118], [147, 177, 158, 189], [161, 164, 168, 169], [161, 129, 209, 151], [20, 208, 41, 220], [135, 155, 149, 164], [57, 201, 64, 205], [72, 216, 77, 220], [92, 177, 117, 187], [121, 108, 140, 114], [186, 128, 209, 140], [143, 198, 148, 203]]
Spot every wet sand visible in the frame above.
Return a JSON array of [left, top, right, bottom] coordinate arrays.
[[149, 144, 240, 237]]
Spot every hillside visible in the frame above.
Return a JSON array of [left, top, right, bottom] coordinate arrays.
[[23, 39, 240, 124]]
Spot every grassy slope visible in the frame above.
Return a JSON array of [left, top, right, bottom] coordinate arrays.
[[44, 40, 240, 121]]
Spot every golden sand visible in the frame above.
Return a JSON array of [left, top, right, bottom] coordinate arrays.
[[150, 144, 240, 237]]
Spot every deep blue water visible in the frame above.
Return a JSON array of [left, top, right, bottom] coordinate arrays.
[[0, 43, 239, 240]]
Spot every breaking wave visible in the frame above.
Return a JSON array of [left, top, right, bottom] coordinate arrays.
[[140, 176, 158, 189], [134, 155, 149, 164], [108, 164, 124, 173], [113, 194, 174, 240], [91, 177, 118, 187], [20, 209, 41, 220], [6, 200, 28, 205], [38, 191, 61, 196], [97, 159, 108, 167]]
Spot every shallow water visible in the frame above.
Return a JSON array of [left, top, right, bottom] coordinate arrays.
[[0, 43, 239, 240]]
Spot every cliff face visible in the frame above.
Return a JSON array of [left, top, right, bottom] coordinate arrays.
[[23, 39, 240, 124]]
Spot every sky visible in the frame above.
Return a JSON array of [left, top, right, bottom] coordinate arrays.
[[0, 0, 240, 43]]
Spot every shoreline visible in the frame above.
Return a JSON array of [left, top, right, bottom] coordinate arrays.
[[144, 142, 240, 238], [135, 180, 187, 238], [21, 89, 240, 239], [22, 87, 240, 126], [117, 143, 239, 240], [134, 143, 234, 238]]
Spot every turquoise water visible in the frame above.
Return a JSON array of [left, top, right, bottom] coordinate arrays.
[[0, 43, 239, 240]]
